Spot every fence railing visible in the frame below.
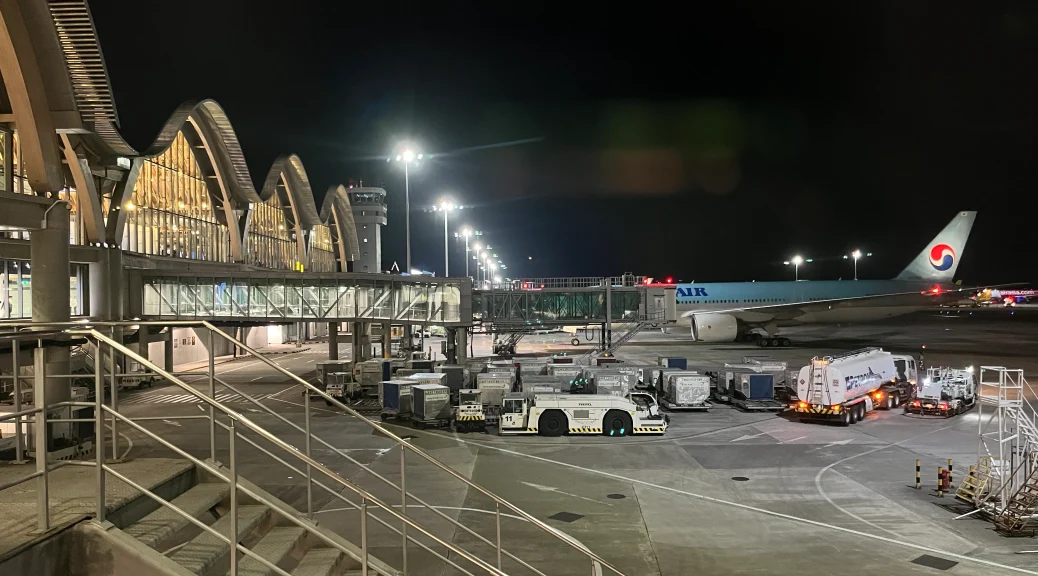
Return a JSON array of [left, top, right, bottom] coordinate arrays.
[[0, 320, 628, 576]]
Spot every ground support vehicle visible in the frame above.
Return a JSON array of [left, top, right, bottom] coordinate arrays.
[[904, 366, 976, 417], [794, 348, 918, 425], [453, 389, 487, 433], [499, 391, 669, 436]]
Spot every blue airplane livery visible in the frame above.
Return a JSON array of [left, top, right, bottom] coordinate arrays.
[[674, 211, 977, 347]]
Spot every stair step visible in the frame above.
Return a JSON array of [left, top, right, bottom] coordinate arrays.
[[169, 504, 270, 575], [125, 483, 231, 549], [292, 548, 344, 576], [233, 526, 307, 576]]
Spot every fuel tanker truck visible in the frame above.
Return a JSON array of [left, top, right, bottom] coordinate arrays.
[[793, 347, 918, 425]]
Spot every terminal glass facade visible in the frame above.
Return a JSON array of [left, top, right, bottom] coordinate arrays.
[[0, 259, 87, 319], [246, 193, 297, 270], [121, 131, 229, 261], [309, 224, 336, 272], [2, 130, 85, 245]]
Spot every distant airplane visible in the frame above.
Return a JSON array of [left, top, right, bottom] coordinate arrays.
[[671, 211, 979, 347]]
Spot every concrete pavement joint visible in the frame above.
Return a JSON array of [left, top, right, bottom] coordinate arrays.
[[458, 437, 1038, 575]]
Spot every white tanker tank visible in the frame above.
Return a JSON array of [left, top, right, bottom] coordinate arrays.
[[794, 348, 914, 425]]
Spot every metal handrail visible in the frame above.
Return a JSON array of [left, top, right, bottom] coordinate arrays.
[[201, 320, 626, 576], [213, 375, 549, 576], [82, 329, 508, 576], [211, 416, 476, 576]]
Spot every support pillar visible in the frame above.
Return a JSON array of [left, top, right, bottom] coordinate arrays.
[[381, 322, 391, 359], [445, 328, 457, 365], [328, 322, 339, 360], [31, 203, 70, 447], [164, 332, 174, 371], [296, 322, 304, 347], [457, 328, 468, 364], [138, 325, 151, 364]]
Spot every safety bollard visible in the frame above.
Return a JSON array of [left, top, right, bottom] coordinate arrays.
[[947, 458, 953, 486], [937, 468, 944, 497], [915, 460, 921, 489]]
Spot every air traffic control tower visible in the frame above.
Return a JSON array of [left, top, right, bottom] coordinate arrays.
[[347, 186, 388, 273]]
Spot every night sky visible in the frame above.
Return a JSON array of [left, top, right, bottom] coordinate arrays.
[[89, 1, 1038, 284]]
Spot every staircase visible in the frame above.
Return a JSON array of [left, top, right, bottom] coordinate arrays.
[[578, 313, 662, 365], [994, 462, 1038, 534], [955, 456, 993, 506], [0, 321, 627, 576], [975, 367, 1038, 534], [108, 463, 385, 576]]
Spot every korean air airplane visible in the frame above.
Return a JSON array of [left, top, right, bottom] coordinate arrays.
[[677, 211, 977, 347]]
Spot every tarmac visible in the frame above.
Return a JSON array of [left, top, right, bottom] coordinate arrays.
[[3, 306, 1037, 575]]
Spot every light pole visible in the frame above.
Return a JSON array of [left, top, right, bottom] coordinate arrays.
[[433, 199, 456, 276], [391, 145, 423, 272], [784, 255, 804, 281], [457, 229, 481, 281], [843, 249, 870, 280]]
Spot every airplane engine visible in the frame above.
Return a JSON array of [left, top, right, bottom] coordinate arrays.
[[691, 313, 738, 342]]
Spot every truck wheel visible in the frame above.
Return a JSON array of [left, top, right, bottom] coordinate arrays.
[[892, 393, 901, 408], [884, 394, 893, 410], [571, 338, 580, 347], [857, 402, 867, 421], [848, 405, 859, 424], [839, 409, 851, 426], [758, 338, 770, 348], [779, 337, 791, 347], [538, 411, 567, 437], [603, 410, 632, 437]]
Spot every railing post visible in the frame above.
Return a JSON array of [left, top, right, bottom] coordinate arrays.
[[360, 497, 368, 576], [496, 501, 502, 570], [33, 346, 50, 532], [304, 390, 313, 520], [109, 328, 118, 460], [12, 339, 24, 462], [400, 444, 408, 576], [95, 339, 106, 522], [208, 328, 216, 462], [229, 418, 238, 576]]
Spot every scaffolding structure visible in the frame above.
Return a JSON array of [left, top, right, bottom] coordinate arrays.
[[972, 366, 1038, 531]]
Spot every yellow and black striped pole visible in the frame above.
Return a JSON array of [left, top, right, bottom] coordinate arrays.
[[937, 468, 944, 497], [915, 459, 921, 489], [947, 458, 953, 486]]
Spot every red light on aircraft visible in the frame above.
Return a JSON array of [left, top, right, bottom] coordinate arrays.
[[665, 276, 674, 284], [931, 286, 941, 295]]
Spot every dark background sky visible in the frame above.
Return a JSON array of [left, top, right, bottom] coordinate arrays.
[[90, 1, 1038, 284]]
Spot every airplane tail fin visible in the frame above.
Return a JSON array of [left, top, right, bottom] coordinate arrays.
[[895, 211, 977, 282]]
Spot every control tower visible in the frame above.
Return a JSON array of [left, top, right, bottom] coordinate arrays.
[[348, 186, 388, 273]]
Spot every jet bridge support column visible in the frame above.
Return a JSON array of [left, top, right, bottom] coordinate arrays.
[[381, 322, 391, 358], [328, 323, 339, 360], [457, 328, 468, 364], [445, 328, 457, 365]]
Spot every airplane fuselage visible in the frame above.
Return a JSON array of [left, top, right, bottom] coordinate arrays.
[[675, 279, 946, 327]]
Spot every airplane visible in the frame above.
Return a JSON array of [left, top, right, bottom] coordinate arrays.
[[672, 211, 978, 347]]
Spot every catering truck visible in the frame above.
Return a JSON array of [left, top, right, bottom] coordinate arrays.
[[499, 391, 668, 436], [794, 347, 917, 425]]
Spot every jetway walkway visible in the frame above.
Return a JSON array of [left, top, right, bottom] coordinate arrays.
[[130, 271, 471, 326], [473, 282, 676, 328]]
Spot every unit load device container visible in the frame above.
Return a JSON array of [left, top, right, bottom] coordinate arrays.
[[659, 372, 710, 411], [658, 357, 687, 370], [412, 384, 452, 428], [379, 380, 413, 420]]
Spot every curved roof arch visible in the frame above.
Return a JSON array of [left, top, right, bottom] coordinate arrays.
[[142, 99, 259, 207], [321, 185, 361, 264], [260, 155, 322, 229]]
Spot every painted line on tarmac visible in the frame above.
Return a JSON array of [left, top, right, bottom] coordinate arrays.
[[315, 504, 604, 576], [459, 436, 1038, 575], [812, 422, 958, 539]]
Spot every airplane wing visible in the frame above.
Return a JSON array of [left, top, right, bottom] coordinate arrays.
[[681, 286, 978, 323]]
